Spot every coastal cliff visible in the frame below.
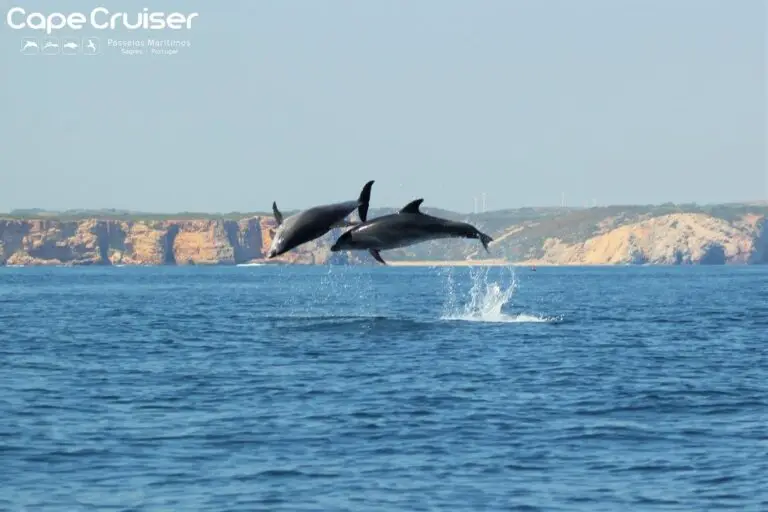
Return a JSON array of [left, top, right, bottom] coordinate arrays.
[[515, 213, 767, 265], [0, 218, 276, 266], [1, 204, 767, 266]]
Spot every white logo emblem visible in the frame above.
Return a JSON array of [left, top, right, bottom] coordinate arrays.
[[62, 38, 79, 55], [41, 37, 60, 55], [20, 37, 38, 54], [6, 7, 199, 34], [83, 37, 100, 55]]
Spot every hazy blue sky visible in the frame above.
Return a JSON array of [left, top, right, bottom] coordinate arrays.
[[0, 0, 765, 213]]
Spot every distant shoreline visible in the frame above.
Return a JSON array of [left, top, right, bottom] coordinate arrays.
[[386, 259, 513, 267], [1, 260, 763, 268], [2, 203, 766, 267]]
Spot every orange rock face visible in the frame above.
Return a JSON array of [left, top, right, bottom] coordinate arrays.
[[1, 217, 281, 266], [1, 212, 766, 266]]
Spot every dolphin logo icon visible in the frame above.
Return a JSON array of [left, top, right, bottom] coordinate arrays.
[[62, 39, 80, 55], [21, 38, 39, 54]]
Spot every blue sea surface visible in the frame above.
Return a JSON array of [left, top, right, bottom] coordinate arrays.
[[1, 264, 767, 511]]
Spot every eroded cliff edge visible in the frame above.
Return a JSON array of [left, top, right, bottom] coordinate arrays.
[[1, 208, 767, 266], [514, 213, 767, 265], [0, 217, 308, 266]]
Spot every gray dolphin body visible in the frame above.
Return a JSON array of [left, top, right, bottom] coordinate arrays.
[[267, 180, 375, 259], [329, 198, 493, 264]]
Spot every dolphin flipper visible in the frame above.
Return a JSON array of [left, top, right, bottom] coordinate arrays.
[[272, 202, 284, 225], [357, 180, 375, 222], [369, 249, 387, 265]]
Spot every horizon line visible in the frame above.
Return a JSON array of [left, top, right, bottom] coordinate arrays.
[[2, 199, 767, 218]]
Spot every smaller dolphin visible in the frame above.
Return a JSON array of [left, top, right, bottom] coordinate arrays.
[[267, 180, 375, 259], [330, 198, 493, 265]]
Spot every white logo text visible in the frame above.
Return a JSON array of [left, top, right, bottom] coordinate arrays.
[[6, 7, 199, 35]]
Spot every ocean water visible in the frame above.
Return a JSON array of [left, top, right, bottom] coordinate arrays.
[[1, 264, 767, 511]]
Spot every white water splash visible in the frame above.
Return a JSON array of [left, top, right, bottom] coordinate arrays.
[[440, 266, 555, 323]]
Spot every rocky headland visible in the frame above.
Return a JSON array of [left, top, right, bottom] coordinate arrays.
[[1, 202, 766, 266]]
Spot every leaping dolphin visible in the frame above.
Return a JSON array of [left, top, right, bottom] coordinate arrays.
[[329, 198, 493, 265], [267, 180, 375, 259]]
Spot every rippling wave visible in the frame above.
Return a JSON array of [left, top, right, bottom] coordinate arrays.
[[1, 264, 767, 510]]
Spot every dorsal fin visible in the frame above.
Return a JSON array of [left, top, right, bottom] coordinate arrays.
[[357, 180, 375, 222], [399, 198, 424, 214], [272, 201, 283, 225]]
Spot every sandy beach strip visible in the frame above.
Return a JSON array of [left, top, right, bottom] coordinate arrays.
[[386, 258, 514, 267]]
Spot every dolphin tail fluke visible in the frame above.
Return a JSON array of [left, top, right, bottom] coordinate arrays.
[[369, 249, 386, 265], [357, 180, 375, 222], [477, 231, 493, 253]]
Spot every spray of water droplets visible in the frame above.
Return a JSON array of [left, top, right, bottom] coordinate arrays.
[[439, 265, 555, 323]]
